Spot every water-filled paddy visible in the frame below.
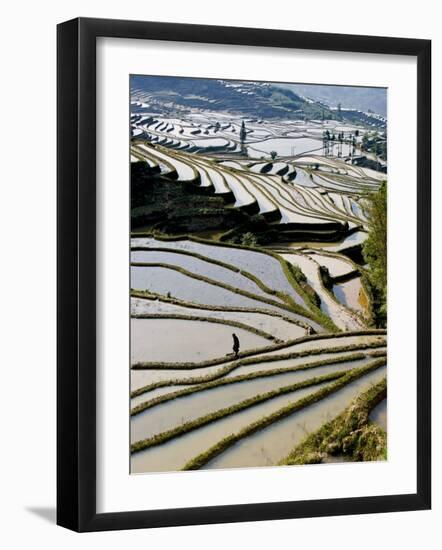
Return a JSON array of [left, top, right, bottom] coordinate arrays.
[[204, 366, 386, 469], [291, 168, 316, 187], [131, 297, 306, 342], [131, 363, 227, 391], [247, 137, 322, 158], [308, 252, 355, 278], [225, 353, 378, 379], [131, 265, 290, 315], [333, 277, 366, 314], [130, 382, 330, 473], [131, 318, 269, 364], [263, 334, 386, 357], [131, 249, 279, 301], [281, 253, 365, 331], [130, 338, 386, 394], [273, 230, 368, 252], [130, 101, 387, 473], [130, 359, 374, 444], [131, 238, 308, 308]]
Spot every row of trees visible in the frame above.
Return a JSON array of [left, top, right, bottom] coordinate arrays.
[[322, 129, 358, 158], [361, 131, 387, 161]]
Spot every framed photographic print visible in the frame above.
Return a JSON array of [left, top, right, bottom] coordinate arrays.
[[57, 17, 431, 532]]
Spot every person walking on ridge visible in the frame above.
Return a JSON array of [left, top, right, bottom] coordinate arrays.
[[232, 333, 240, 358]]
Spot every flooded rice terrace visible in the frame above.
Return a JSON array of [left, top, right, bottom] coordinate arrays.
[[129, 76, 387, 473]]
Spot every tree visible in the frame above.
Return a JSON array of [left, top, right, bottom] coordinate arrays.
[[363, 181, 387, 326], [270, 151, 277, 160], [322, 130, 331, 156], [362, 132, 370, 151], [240, 120, 247, 144]]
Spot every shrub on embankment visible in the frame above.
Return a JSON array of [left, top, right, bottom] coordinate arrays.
[[280, 377, 387, 465]]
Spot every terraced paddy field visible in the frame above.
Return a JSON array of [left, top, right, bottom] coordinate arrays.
[[129, 78, 387, 473]]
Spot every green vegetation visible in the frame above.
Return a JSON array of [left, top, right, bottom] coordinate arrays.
[[131, 352, 383, 415], [132, 261, 286, 309], [131, 290, 310, 330], [361, 131, 387, 161], [131, 342, 385, 397], [132, 369, 353, 454], [131, 330, 386, 370], [286, 261, 320, 307], [131, 245, 283, 301], [182, 359, 386, 469], [262, 86, 335, 120], [129, 87, 388, 472], [131, 233, 340, 331], [132, 313, 279, 342], [315, 260, 370, 325], [287, 262, 306, 284], [279, 259, 338, 333], [131, 260, 319, 324], [280, 377, 386, 465], [239, 232, 258, 247], [363, 181, 387, 327]]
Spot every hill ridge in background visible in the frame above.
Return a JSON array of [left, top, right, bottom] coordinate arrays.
[[283, 83, 387, 117], [130, 76, 386, 125]]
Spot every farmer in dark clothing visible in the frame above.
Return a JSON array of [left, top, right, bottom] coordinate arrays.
[[232, 333, 240, 358]]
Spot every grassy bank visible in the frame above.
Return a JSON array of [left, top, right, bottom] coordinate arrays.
[[279, 377, 387, 465]]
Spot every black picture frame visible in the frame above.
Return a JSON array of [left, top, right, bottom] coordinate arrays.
[[57, 17, 431, 532]]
